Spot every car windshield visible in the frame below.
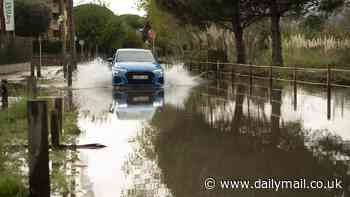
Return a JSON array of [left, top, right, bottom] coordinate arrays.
[[116, 51, 155, 62]]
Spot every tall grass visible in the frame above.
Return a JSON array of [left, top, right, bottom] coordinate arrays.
[[282, 34, 350, 68]]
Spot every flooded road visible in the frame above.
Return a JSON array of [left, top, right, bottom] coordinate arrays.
[[70, 60, 350, 196]]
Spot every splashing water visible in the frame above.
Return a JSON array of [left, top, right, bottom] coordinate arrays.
[[164, 64, 201, 88], [74, 58, 112, 89], [163, 64, 201, 108], [73, 59, 201, 112]]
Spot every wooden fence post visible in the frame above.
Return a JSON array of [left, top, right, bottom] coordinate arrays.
[[293, 65, 297, 111], [27, 100, 50, 197], [1, 79, 8, 109], [54, 98, 63, 133], [206, 63, 209, 78], [27, 77, 38, 98], [51, 110, 60, 148], [249, 65, 253, 95], [30, 62, 35, 77], [216, 61, 220, 79], [327, 65, 332, 120], [270, 66, 273, 87], [68, 63, 72, 87], [231, 64, 235, 81]]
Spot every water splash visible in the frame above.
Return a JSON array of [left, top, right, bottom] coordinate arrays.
[[163, 64, 201, 109], [164, 64, 201, 87]]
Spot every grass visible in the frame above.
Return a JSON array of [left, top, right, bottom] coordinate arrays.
[[0, 90, 81, 196], [0, 176, 28, 197]]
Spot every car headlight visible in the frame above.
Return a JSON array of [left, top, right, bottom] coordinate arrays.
[[153, 100, 164, 107], [153, 69, 164, 76], [112, 67, 127, 76]]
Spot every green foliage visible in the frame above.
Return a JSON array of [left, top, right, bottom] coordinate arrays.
[[119, 14, 145, 30], [101, 16, 127, 56], [300, 15, 326, 37], [14, 0, 51, 37], [0, 37, 32, 65], [74, 4, 114, 47], [138, 0, 196, 56], [33, 40, 62, 55], [0, 176, 28, 197], [122, 29, 145, 48], [74, 4, 146, 55]]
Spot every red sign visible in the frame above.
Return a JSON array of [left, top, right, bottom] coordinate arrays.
[[148, 30, 156, 41]]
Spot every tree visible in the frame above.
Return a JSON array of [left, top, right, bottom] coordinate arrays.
[[122, 29, 144, 48], [138, 0, 193, 56], [119, 14, 145, 30], [260, 0, 347, 66], [152, 0, 266, 64], [14, 0, 51, 37], [101, 16, 127, 56], [74, 4, 114, 54]]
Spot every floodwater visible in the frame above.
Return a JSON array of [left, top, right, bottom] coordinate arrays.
[[69, 60, 350, 196]]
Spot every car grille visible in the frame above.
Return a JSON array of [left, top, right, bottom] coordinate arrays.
[[127, 72, 154, 84]]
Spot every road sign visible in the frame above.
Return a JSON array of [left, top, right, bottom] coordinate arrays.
[[3, 0, 14, 31], [148, 30, 156, 41]]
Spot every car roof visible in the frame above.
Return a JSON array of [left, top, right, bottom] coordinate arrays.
[[116, 48, 152, 53]]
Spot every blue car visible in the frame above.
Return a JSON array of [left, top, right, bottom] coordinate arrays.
[[111, 49, 164, 87], [110, 88, 164, 120]]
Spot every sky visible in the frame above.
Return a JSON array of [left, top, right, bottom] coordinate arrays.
[[75, 0, 146, 16]]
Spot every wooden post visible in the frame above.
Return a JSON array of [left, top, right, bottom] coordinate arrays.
[[30, 62, 35, 77], [270, 66, 273, 87], [51, 109, 60, 148], [327, 65, 331, 120], [54, 98, 63, 134], [37, 36, 42, 78], [1, 79, 8, 109], [249, 65, 253, 95], [293, 65, 297, 111], [216, 61, 219, 79], [68, 63, 72, 87], [231, 64, 235, 81], [27, 100, 50, 197], [27, 77, 38, 98], [66, 90, 73, 111]]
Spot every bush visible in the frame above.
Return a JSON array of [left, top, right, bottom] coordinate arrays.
[[122, 30, 145, 49], [0, 36, 32, 65], [0, 176, 28, 197], [33, 40, 63, 55]]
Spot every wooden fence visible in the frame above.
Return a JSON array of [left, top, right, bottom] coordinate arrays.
[[185, 60, 350, 88], [185, 60, 350, 120]]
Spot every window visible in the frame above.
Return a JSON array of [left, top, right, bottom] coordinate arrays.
[[117, 51, 155, 62]]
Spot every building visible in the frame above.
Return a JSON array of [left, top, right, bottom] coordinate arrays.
[[46, 0, 69, 41]]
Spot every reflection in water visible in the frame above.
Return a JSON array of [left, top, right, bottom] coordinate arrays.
[[72, 60, 350, 197], [110, 88, 164, 120], [146, 80, 350, 197], [75, 62, 197, 197]]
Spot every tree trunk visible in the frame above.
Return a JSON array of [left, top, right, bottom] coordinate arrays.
[[270, 1, 283, 66], [37, 36, 42, 78], [232, 1, 246, 64], [67, 0, 77, 69], [60, 0, 66, 67]]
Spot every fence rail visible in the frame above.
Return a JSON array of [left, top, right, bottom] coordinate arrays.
[[185, 60, 350, 120], [185, 60, 350, 88]]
